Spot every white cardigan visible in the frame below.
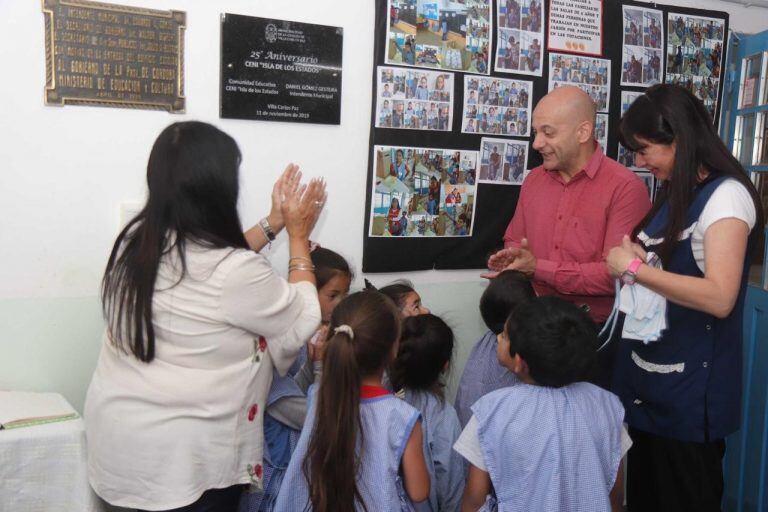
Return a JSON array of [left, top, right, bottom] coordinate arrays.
[[84, 242, 320, 510]]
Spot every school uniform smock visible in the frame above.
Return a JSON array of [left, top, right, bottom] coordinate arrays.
[[274, 385, 422, 512], [454, 383, 626, 512], [400, 388, 466, 512], [240, 345, 310, 512], [454, 330, 519, 428], [84, 242, 321, 511], [613, 177, 757, 442]]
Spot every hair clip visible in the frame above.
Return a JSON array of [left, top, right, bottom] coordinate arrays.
[[309, 241, 321, 253], [334, 324, 354, 340]]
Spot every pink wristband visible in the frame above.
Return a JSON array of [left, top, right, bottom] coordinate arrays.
[[626, 258, 643, 274]]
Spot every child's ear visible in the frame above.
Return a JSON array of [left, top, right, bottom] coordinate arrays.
[[512, 354, 532, 382]]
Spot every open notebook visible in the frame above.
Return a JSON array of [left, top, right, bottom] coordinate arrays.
[[0, 391, 78, 430]]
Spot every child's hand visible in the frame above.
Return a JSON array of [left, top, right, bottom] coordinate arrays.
[[309, 325, 329, 362]]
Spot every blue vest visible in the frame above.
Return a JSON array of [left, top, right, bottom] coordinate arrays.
[[454, 330, 519, 428], [401, 389, 465, 512], [613, 176, 749, 442], [472, 383, 624, 512], [274, 385, 422, 512], [240, 348, 307, 512]]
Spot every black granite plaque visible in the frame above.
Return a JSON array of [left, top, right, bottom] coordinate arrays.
[[220, 14, 343, 124], [42, 0, 185, 112]]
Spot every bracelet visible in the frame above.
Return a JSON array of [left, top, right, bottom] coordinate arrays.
[[289, 256, 313, 264], [289, 264, 316, 273], [259, 218, 276, 243]]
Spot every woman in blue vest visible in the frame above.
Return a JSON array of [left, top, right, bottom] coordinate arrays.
[[607, 84, 764, 511]]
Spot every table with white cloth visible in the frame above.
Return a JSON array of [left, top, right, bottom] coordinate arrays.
[[0, 395, 105, 512]]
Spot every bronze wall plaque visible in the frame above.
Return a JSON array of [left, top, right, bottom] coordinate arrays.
[[42, 0, 186, 112]]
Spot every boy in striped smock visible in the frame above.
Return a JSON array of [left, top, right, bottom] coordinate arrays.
[[454, 270, 534, 428], [454, 297, 631, 512]]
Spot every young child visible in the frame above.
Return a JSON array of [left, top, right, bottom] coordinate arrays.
[[454, 270, 534, 427], [240, 247, 351, 512], [390, 314, 466, 512], [274, 291, 430, 511], [377, 280, 430, 317], [454, 297, 629, 512]]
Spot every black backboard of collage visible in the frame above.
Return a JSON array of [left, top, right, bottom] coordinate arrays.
[[363, 0, 728, 273]]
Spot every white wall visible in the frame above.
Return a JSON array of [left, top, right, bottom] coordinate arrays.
[[1, 0, 766, 412]]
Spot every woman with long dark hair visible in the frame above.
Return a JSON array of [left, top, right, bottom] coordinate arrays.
[[607, 84, 764, 510], [84, 121, 326, 512]]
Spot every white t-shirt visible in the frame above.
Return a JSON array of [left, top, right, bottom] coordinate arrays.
[[85, 242, 320, 510], [454, 415, 633, 472], [691, 179, 756, 273]]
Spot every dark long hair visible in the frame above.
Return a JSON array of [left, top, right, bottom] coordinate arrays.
[[304, 291, 401, 512], [619, 84, 764, 266], [101, 122, 248, 362], [310, 246, 352, 290], [376, 280, 416, 309], [389, 313, 454, 399]]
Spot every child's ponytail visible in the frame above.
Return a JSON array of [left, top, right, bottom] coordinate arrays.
[[305, 326, 362, 512], [303, 291, 401, 512]]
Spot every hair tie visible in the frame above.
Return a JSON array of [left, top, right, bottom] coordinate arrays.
[[309, 241, 321, 253], [334, 324, 354, 340]]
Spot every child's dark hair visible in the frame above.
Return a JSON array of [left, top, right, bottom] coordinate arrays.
[[480, 270, 534, 334], [505, 296, 597, 388], [389, 314, 454, 399], [310, 246, 352, 289], [304, 291, 401, 512], [376, 280, 416, 309]]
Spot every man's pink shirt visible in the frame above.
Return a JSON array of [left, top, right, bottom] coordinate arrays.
[[504, 145, 652, 322]]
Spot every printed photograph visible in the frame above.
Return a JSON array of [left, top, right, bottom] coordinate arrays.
[[462, 76, 532, 135], [495, 0, 543, 76], [595, 114, 608, 152], [618, 90, 644, 170], [548, 53, 611, 112], [478, 138, 529, 184], [666, 13, 724, 119], [386, 0, 492, 75], [621, 5, 664, 86], [375, 66, 454, 131], [370, 146, 478, 237], [636, 171, 656, 202]]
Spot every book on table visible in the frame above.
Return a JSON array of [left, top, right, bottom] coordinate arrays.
[[0, 391, 78, 430]]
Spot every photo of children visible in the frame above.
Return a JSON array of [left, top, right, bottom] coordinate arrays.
[[478, 138, 529, 185], [621, 6, 663, 87], [636, 171, 657, 202], [618, 90, 644, 170], [666, 13, 724, 120], [594, 114, 608, 152], [548, 53, 611, 112], [370, 146, 478, 237], [495, 0, 543, 76], [462, 76, 533, 135], [376, 66, 454, 131], [386, 0, 492, 75]]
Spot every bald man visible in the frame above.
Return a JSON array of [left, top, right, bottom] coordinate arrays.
[[487, 86, 651, 387]]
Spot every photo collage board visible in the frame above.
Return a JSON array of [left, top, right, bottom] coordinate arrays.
[[365, 0, 728, 271]]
